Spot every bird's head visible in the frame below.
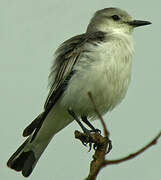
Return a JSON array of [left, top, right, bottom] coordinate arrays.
[[87, 8, 151, 35]]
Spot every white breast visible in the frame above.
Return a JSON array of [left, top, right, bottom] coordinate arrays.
[[60, 33, 134, 118]]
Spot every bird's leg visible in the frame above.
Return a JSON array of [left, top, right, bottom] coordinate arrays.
[[68, 109, 112, 153], [68, 109, 94, 150], [81, 116, 101, 134]]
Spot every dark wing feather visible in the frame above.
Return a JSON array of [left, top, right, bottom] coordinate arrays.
[[45, 31, 106, 109], [44, 34, 86, 109]]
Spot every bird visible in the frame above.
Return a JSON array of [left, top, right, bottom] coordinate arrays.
[[7, 7, 151, 177]]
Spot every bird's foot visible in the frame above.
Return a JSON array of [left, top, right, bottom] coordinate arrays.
[[93, 136, 112, 154], [80, 127, 99, 151], [68, 109, 111, 152]]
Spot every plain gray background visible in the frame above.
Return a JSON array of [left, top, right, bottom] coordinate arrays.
[[1, 0, 161, 179]]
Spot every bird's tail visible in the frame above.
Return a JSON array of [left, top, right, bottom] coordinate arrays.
[[7, 135, 50, 177], [7, 106, 72, 177]]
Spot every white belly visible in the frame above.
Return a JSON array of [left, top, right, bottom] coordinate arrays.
[[60, 44, 133, 118]]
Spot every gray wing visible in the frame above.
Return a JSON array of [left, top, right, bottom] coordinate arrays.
[[44, 31, 106, 109], [23, 31, 106, 139], [44, 33, 86, 110]]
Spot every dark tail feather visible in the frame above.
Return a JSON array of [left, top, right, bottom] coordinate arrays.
[[7, 138, 29, 168], [23, 113, 44, 137], [7, 138, 36, 177]]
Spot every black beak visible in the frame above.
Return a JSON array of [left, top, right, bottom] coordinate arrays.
[[128, 20, 152, 27]]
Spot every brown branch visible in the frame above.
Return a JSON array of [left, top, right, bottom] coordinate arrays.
[[75, 130, 161, 180], [75, 92, 161, 180], [75, 130, 109, 180], [103, 131, 161, 166]]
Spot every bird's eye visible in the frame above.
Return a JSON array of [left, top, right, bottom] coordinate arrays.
[[112, 15, 120, 21]]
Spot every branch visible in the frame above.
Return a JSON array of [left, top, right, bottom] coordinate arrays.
[[75, 130, 109, 180], [74, 92, 161, 180], [103, 131, 161, 166]]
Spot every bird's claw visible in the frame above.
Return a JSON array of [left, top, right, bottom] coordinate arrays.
[[105, 138, 112, 154], [92, 137, 112, 153], [93, 143, 98, 150], [81, 140, 92, 151], [80, 129, 94, 151], [79, 131, 112, 153], [88, 142, 92, 152]]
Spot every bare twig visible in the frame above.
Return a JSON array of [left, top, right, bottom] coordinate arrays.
[[74, 92, 161, 180], [103, 131, 161, 166]]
